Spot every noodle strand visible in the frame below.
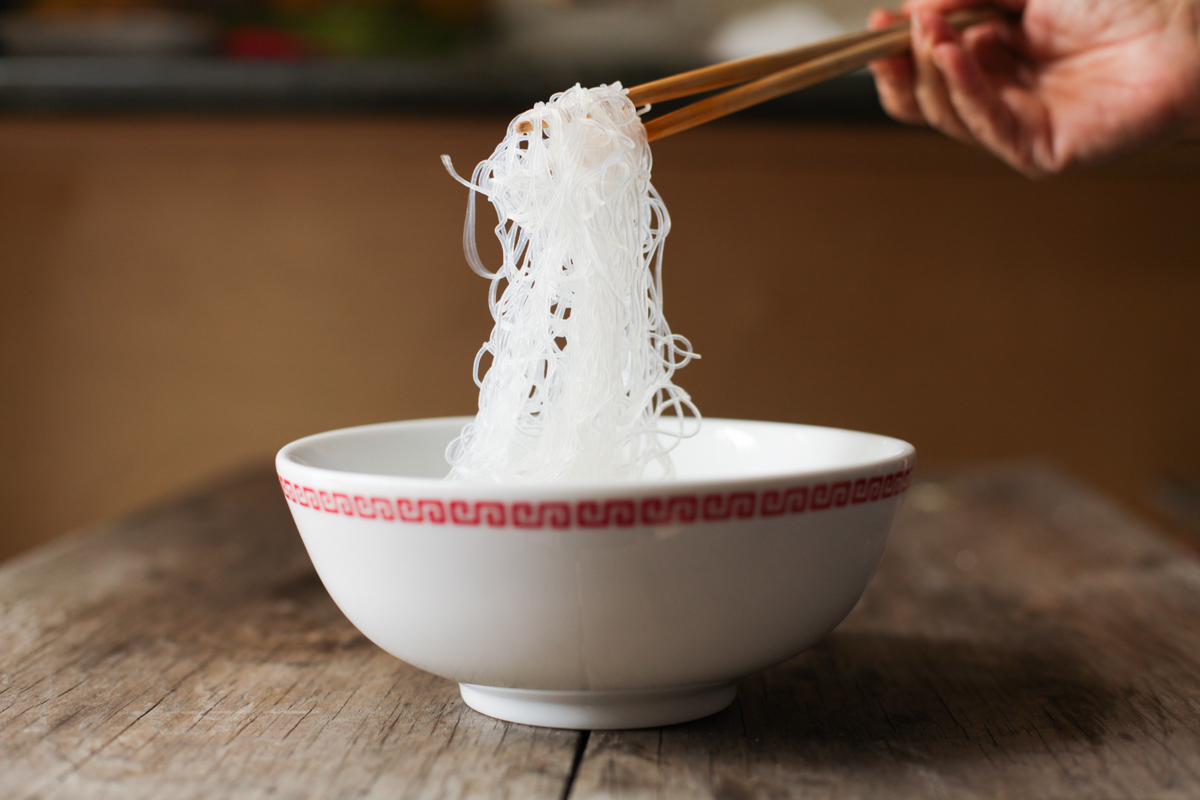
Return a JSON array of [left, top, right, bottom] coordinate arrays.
[[443, 83, 699, 483]]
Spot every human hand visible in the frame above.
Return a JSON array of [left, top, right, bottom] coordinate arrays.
[[868, 0, 1200, 176]]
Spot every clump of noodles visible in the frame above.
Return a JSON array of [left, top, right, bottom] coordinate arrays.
[[441, 83, 699, 483]]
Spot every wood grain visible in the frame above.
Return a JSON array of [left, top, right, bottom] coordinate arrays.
[[0, 469, 581, 799], [571, 464, 1200, 798], [2, 463, 1199, 798]]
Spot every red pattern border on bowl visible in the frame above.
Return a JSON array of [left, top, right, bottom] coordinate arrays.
[[278, 468, 912, 530]]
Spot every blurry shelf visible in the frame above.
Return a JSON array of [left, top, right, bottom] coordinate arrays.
[[0, 55, 886, 119]]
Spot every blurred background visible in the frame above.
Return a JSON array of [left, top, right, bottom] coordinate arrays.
[[0, 0, 1197, 562]]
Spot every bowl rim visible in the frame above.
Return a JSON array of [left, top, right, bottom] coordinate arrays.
[[276, 416, 916, 497]]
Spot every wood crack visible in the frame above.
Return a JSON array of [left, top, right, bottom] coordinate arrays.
[[559, 730, 590, 800]]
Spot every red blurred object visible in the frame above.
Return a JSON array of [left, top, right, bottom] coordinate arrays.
[[224, 26, 312, 59]]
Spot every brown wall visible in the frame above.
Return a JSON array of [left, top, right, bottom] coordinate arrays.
[[1, 117, 1197, 561]]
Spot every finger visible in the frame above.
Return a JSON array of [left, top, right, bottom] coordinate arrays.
[[910, 10, 975, 143], [870, 60, 925, 125], [903, 0, 1027, 14], [868, 8, 924, 124], [932, 37, 1047, 175], [902, 0, 974, 14], [962, 22, 1013, 72], [867, 7, 903, 29]]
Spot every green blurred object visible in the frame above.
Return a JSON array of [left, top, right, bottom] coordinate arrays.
[[299, 4, 458, 57], [220, 1, 470, 59]]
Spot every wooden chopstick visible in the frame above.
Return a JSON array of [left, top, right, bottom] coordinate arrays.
[[641, 5, 1007, 141], [512, 5, 1007, 140], [625, 27, 894, 107]]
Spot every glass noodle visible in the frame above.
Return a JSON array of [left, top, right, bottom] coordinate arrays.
[[442, 83, 699, 482]]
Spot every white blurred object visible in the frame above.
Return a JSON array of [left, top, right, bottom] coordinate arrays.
[[495, 0, 712, 67], [709, 2, 846, 63]]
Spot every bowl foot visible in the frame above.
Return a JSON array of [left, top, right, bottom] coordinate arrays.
[[458, 681, 737, 730]]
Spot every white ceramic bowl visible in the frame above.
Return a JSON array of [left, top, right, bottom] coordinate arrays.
[[276, 417, 914, 729]]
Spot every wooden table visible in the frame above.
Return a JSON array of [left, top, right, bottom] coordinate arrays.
[[3, 463, 1199, 799]]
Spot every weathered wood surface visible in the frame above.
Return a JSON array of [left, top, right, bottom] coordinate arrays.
[[2, 463, 1199, 799], [0, 469, 581, 800], [574, 466, 1200, 799]]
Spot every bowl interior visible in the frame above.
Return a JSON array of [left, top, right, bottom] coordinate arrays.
[[281, 417, 913, 484]]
